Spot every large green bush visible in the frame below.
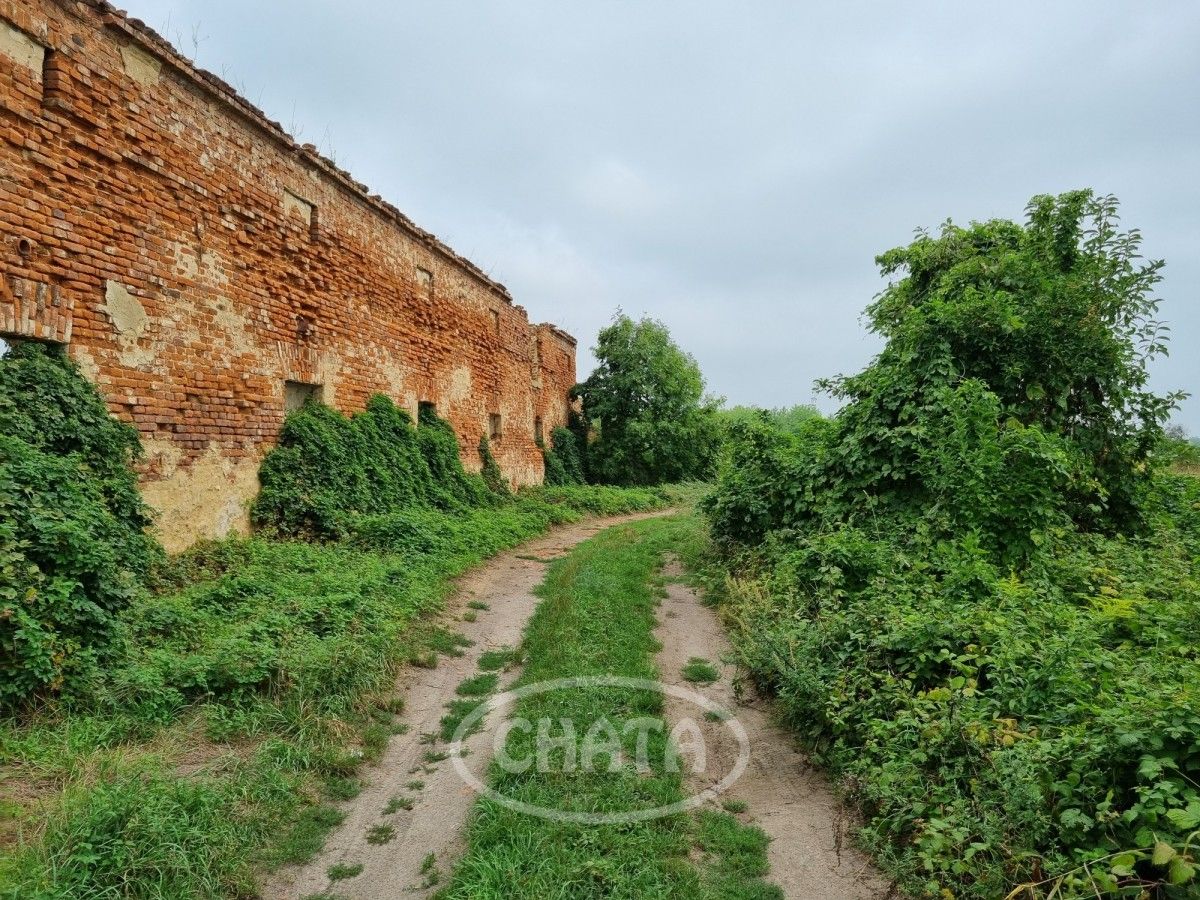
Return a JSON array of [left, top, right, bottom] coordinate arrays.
[[703, 192, 1198, 897], [0, 342, 160, 707], [252, 395, 491, 538]]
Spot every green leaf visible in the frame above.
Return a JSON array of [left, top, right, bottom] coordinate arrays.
[[1167, 857, 1196, 885], [1151, 842, 1177, 867]]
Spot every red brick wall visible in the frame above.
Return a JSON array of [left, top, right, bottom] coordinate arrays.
[[0, 0, 577, 551]]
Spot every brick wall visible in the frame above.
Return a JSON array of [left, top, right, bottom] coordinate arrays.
[[0, 0, 577, 551]]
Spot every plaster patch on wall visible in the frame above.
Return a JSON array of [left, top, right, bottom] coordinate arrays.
[[316, 351, 342, 406], [71, 344, 100, 382], [172, 241, 230, 287], [119, 43, 160, 86], [379, 353, 407, 400], [141, 440, 259, 553], [0, 21, 45, 73], [213, 297, 253, 355], [282, 189, 314, 226], [449, 365, 472, 402], [102, 280, 148, 337]]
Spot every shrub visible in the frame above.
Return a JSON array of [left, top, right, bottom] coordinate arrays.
[[702, 192, 1197, 898], [0, 342, 160, 707], [542, 426, 585, 486], [252, 395, 489, 539]]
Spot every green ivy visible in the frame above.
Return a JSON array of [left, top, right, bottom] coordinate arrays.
[[252, 396, 491, 539], [0, 342, 160, 707], [541, 426, 585, 486]]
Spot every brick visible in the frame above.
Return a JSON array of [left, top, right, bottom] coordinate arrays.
[[0, 0, 577, 551]]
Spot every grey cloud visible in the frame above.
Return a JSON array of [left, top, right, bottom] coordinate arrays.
[[129, 0, 1199, 425]]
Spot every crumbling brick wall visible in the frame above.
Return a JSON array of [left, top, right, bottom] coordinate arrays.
[[0, 0, 577, 551]]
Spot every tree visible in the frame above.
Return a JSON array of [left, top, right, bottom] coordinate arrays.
[[575, 315, 720, 485], [707, 191, 1181, 554], [819, 190, 1179, 532]]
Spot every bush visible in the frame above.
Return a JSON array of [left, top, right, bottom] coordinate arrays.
[[541, 426, 585, 486], [702, 192, 1198, 898], [252, 395, 490, 539], [0, 342, 160, 707]]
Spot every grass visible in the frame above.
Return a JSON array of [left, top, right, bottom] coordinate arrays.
[[455, 673, 500, 697], [382, 795, 414, 814], [327, 862, 363, 880], [441, 513, 778, 898], [365, 823, 395, 845], [467, 600, 490, 611], [0, 485, 671, 899], [440, 699, 487, 742], [681, 657, 721, 684], [476, 647, 520, 671], [323, 776, 363, 802], [276, 806, 347, 864]]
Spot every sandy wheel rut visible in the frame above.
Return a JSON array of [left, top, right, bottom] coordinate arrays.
[[654, 559, 895, 900]]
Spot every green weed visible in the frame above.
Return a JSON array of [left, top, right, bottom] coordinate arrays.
[[681, 658, 720, 684]]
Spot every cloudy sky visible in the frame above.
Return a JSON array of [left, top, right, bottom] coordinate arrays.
[[126, 0, 1199, 430]]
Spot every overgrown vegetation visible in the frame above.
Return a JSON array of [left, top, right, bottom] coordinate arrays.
[[715, 404, 823, 436], [0, 357, 670, 897], [0, 342, 161, 707], [541, 425, 586, 486], [252, 396, 496, 539], [575, 314, 722, 486], [703, 191, 1198, 898], [444, 515, 779, 899]]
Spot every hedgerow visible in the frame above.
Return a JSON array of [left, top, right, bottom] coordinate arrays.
[[703, 192, 1199, 898]]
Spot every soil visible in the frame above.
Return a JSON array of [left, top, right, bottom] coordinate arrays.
[[654, 559, 896, 899]]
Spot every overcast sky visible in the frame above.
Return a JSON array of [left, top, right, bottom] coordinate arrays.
[[125, 0, 1199, 431]]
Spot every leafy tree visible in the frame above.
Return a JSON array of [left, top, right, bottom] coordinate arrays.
[[575, 315, 720, 485], [824, 190, 1179, 532]]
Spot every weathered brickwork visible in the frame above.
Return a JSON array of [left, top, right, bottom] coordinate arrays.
[[0, 0, 577, 550]]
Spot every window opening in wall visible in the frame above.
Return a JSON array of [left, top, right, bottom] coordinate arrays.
[[418, 400, 437, 424], [534, 416, 544, 445], [489, 413, 502, 441], [284, 380, 322, 413], [490, 309, 500, 334]]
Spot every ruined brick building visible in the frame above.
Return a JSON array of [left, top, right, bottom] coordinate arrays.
[[0, 0, 577, 550]]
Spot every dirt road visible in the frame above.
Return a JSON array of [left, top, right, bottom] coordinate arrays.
[[655, 559, 895, 899], [263, 511, 668, 900]]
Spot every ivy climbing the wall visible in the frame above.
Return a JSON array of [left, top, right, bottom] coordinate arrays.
[[252, 395, 495, 539], [0, 341, 161, 707]]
